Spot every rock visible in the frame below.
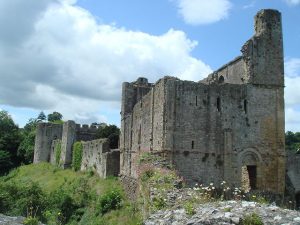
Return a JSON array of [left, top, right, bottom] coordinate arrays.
[[144, 201, 300, 225]]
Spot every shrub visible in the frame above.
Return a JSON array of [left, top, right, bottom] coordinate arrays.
[[152, 196, 166, 210], [23, 216, 39, 225], [184, 201, 195, 215], [72, 142, 83, 171], [99, 190, 122, 214], [55, 141, 62, 166], [141, 169, 155, 182], [242, 213, 264, 225]]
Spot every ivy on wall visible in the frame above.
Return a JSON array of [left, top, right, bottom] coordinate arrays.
[[72, 141, 83, 171], [55, 141, 62, 166]]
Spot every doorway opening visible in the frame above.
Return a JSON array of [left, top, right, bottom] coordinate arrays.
[[296, 192, 300, 210], [247, 165, 257, 189]]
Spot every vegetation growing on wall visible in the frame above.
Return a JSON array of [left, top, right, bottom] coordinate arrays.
[[72, 142, 83, 171], [55, 141, 62, 166]]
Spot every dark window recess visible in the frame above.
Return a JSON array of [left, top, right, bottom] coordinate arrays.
[[217, 97, 221, 112], [247, 165, 257, 189], [191, 141, 194, 149], [296, 192, 300, 210], [218, 75, 224, 83], [196, 96, 198, 106], [244, 99, 248, 114]]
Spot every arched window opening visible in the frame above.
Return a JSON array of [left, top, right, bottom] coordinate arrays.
[[218, 75, 224, 83]]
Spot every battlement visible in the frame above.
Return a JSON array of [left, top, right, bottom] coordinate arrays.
[[75, 123, 98, 133]]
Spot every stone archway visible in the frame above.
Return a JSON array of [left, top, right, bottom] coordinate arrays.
[[238, 149, 262, 191]]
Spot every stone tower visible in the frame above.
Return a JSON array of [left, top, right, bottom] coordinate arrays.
[[120, 9, 285, 194]]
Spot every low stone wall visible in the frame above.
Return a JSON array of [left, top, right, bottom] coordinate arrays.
[[119, 175, 138, 201]]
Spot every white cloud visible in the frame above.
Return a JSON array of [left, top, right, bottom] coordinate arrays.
[[0, 0, 212, 125], [284, 0, 300, 6], [175, 0, 232, 25], [285, 58, 300, 131]]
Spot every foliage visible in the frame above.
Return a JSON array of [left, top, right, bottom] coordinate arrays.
[[55, 141, 62, 166], [18, 118, 38, 164], [37, 111, 46, 122], [184, 201, 196, 215], [0, 163, 142, 225], [95, 124, 120, 149], [242, 213, 264, 225], [23, 216, 39, 225], [0, 110, 21, 174], [98, 190, 122, 215], [47, 112, 63, 123], [72, 142, 83, 171], [285, 131, 300, 152]]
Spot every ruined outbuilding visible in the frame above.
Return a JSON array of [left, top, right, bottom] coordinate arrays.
[[120, 9, 285, 194], [33, 120, 120, 178]]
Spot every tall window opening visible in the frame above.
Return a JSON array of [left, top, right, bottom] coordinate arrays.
[[191, 141, 194, 149], [244, 99, 248, 114], [196, 96, 198, 106], [217, 97, 221, 112]]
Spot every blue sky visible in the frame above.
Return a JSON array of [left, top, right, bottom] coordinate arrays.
[[0, 0, 299, 131]]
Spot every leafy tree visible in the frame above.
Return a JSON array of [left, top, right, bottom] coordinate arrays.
[[0, 110, 21, 174], [285, 131, 300, 152], [37, 111, 46, 121], [47, 112, 63, 123], [18, 118, 38, 164], [95, 124, 120, 149]]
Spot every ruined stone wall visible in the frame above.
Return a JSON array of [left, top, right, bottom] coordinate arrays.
[[75, 124, 98, 141], [120, 78, 166, 178], [81, 138, 120, 178], [120, 9, 285, 194], [33, 123, 62, 163]]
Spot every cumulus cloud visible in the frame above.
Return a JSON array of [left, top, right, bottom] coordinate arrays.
[[284, 0, 300, 6], [0, 0, 212, 125], [285, 58, 300, 131], [174, 0, 232, 25]]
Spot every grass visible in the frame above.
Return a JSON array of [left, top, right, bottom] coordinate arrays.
[[0, 163, 142, 225]]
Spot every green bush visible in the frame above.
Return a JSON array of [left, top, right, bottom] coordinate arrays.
[[55, 141, 62, 166], [242, 213, 264, 225], [23, 216, 39, 225], [72, 142, 83, 171], [184, 201, 195, 215], [99, 190, 122, 214]]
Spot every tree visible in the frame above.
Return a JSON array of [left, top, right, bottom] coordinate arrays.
[[47, 112, 63, 122], [18, 118, 38, 164], [285, 131, 300, 152], [37, 111, 46, 121], [0, 110, 21, 174], [95, 124, 120, 149]]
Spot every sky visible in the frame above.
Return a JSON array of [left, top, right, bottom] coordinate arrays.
[[0, 0, 299, 131]]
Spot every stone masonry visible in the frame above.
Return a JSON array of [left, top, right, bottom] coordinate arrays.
[[33, 120, 120, 178], [120, 9, 285, 194]]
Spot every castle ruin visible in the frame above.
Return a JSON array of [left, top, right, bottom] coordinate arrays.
[[33, 9, 289, 197], [120, 9, 286, 194], [33, 120, 120, 178]]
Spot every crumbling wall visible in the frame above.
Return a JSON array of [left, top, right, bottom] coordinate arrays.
[[33, 123, 62, 163], [120, 9, 285, 195], [81, 138, 120, 178]]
